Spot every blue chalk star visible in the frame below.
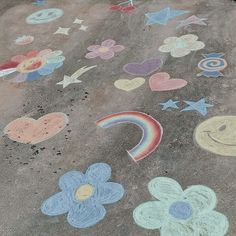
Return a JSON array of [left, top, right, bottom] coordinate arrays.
[[145, 7, 190, 25], [181, 98, 213, 116], [160, 99, 179, 110], [33, 0, 45, 6]]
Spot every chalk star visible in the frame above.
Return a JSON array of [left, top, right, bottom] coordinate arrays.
[[160, 100, 179, 110], [73, 18, 84, 24], [181, 98, 213, 116], [54, 27, 70, 35], [79, 25, 88, 31], [57, 65, 97, 88], [145, 7, 190, 26]]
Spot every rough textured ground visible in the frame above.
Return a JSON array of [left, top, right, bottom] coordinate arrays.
[[0, 0, 236, 235]]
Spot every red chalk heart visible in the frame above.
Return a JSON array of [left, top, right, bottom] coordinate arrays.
[[149, 72, 187, 91]]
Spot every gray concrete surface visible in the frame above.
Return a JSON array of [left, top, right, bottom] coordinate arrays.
[[0, 0, 236, 235]]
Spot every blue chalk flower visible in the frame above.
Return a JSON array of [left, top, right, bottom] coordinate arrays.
[[133, 177, 229, 235], [41, 163, 124, 229]]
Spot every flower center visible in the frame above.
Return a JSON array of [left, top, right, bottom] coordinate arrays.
[[98, 47, 109, 53], [17, 56, 46, 73], [75, 184, 94, 201], [169, 201, 193, 220], [175, 39, 187, 49]]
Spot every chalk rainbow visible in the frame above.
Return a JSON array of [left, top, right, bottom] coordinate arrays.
[[96, 111, 163, 162]]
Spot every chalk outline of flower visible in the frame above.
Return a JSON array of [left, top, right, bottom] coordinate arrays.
[[41, 163, 124, 229], [159, 34, 205, 58], [133, 177, 229, 235], [85, 39, 125, 60], [0, 49, 65, 82]]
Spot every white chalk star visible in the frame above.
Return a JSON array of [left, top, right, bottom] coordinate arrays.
[[57, 65, 97, 88], [73, 18, 84, 24], [54, 27, 71, 35], [79, 25, 88, 31]]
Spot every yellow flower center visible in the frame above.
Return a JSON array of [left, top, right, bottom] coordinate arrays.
[[98, 47, 109, 53], [75, 184, 94, 201], [17, 56, 46, 73]]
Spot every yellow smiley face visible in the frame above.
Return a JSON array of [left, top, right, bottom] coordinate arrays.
[[17, 57, 46, 73], [194, 116, 236, 156]]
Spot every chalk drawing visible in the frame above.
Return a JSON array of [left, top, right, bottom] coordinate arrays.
[[0, 49, 65, 82], [145, 7, 190, 26], [79, 25, 88, 31], [181, 98, 213, 116], [57, 65, 97, 88], [159, 34, 205, 58], [26, 8, 63, 24], [159, 100, 179, 110], [54, 27, 70, 35], [85, 39, 124, 60], [114, 77, 145, 91], [110, 0, 135, 13], [33, 0, 45, 6], [194, 116, 236, 156], [73, 18, 84, 24], [15, 35, 34, 45], [149, 72, 187, 91], [177, 15, 207, 29], [96, 111, 163, 162], [41, 163, 124, 228], [123, 58, 162, 76], [4, 112, 68, 144], [133, 177, 229, 235], [197, 53, 227, 78]]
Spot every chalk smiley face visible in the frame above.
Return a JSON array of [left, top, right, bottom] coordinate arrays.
[[194, 116, 236, 156], [26, 8, 64, 24]]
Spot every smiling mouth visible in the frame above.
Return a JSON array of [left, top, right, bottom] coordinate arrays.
[[204, 131, 236, 146]]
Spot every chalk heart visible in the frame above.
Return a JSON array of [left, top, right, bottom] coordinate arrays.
[[123, 58, 162, 76], [4, 112, 69, 144], [114, 77, 145, 91], [149, 72, 187, 91]]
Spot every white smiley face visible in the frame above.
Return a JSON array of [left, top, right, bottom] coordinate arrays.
[[194, 116, 236, 156], [26, 8, 64, 24]]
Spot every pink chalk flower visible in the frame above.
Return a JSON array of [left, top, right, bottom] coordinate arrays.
[[85, 39, 125, 60]]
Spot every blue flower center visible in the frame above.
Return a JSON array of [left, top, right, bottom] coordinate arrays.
[[169, 201, 193, 220]]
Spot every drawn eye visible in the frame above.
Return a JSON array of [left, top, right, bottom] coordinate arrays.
[[48, 12, 53, 16], [37, 13, 42, 17], [218, 124, 226, 131]]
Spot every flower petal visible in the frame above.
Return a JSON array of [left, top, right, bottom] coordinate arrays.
[[187, 41, 205, 51], [59, 170, 86, 191], [133, 201, 166, 229], [67, 202, 106, 228], [11, 55, 27, 63], [0, 61, 18, 70], [47, 56, 65, 64], [95, 182, 124, 204], [148, 177, 183, 202], [195, 211, 229, 236], [180, 34, 198, 42], [164, 37, 178, 44], [26, 50, 39, 58], [111, 45, 125, 52], [99, 50, 114, 60], [8, 73, 27, 83], [47, 50, 63, 58], [87, 45, 101, 51], [161, 221, 195, 236], [85, 52, 99, 59], [0, 68, 17, 77], [38, 49, 53, 57], [50, 62, 63, 69], [26, 71, 41, 81], [171, 48, 191, 58], [86, 163, 111, 183], [41, 191, 71, 216], [183, 185, 217, 214], [101, 39, 116, 47], [159, 44, 173, 53], [37, 64, 55, 76]]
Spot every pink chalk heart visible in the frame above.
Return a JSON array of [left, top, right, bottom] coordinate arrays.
[[149, 72, 187, 91], [4, 112, 69, 144]]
